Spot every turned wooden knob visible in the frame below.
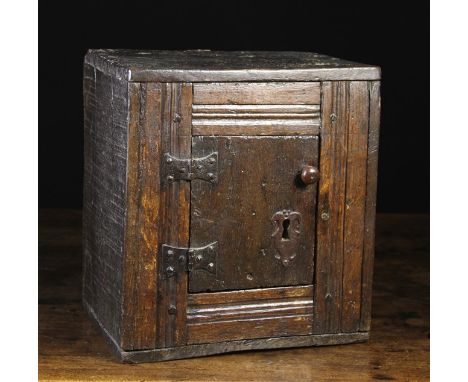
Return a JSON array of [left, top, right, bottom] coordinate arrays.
[[300, 165, 319, 185]]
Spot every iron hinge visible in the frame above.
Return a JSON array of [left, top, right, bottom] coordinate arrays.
[[162, 152, 218, 185], [162, 242, 218, 279]]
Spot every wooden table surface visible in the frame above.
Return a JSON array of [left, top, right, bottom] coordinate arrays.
[[39, 210, 429, 381]]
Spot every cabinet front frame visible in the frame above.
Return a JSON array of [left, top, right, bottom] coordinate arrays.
[[120, 80, 380, 351]]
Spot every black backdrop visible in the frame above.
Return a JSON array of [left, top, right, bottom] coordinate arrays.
[[39, 1, 429, 213]]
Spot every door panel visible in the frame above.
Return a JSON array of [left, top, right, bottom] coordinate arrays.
[[186, 285, 314, 344], [189, 135, 319, 293]]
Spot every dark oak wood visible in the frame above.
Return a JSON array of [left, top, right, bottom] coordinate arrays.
[[85, 50, 381, 82], [190, 136, 318, 293], [186, 315, 313, 345], [156, 83, 193, 348], [314, 81, 349, 334], [314, 81, 376, 335], [186, 285, 314, 344], [193, 82, 321, 104], [360, 81, 381, 331], [191, 83, 321, 135], [193, 104, 320, 113], [82, 50, 381, 362], [120, 83, 161, 350], [187, 297, 313, 324], [82, 63, 128, 345], [188, 285, 314, 305], [39, 211, 429, 380], [191, 119, 320, 136], [341, 81, 369, 333]]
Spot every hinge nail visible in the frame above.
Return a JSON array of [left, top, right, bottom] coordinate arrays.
[[166, 266, 175, 277], [168, 305, 177, 315]]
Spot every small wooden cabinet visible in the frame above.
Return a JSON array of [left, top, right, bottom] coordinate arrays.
[[82, 50, 381, 362]]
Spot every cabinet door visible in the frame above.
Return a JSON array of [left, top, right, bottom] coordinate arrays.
[[187, 135, 319, 344], [189, 136, 318, 292], [183, 82, 322, 344]]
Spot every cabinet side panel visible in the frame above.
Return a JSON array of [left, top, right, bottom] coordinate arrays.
[[360, 81, 381, 331], [121, 83, 162, 350], [82, 64, 129, 344]]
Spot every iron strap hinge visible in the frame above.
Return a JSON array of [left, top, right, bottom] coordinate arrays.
[[162, 242, 218, 279], [162, 152, 218, 185]]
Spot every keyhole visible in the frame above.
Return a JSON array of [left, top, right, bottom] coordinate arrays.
[[282, 219, 290, 240]]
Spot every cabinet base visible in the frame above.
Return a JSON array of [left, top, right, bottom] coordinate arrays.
[[86, 300, 369, 363]]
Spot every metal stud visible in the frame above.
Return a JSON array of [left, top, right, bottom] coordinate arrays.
[[168, 305, 177, 315], [321, 211, 330, 221], [166, 266, 175, 277]]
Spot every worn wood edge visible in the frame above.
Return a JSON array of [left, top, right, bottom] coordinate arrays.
[[103, 332, 369, 363], [314, 81, 348, 334], [82, 64, 128, 345], [193, 82, 321, 105], [186, 315, 313, 345], [187, 298, 313, 323], [341, 81, 369, 333], [120, 82, 141, 349], [84, 55, 379, 82], [192, 104, 321, 113], [84, 51, 130, 82], [83, 298, 123, 358], [129, 68, 381, 82], [156, 83, 192, 348], [85, 50, 380, 82], [360, 81, 381, 331], [188, 285, 314, 305], [121, 83, 162, 350], [192, 125, 320, 136]]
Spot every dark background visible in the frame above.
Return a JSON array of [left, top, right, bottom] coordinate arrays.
[[39, 1, 428, 213]]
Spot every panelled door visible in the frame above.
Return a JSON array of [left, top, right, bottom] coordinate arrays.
[[184, 82, 321, 344]]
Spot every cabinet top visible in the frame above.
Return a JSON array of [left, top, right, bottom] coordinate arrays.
[[85, 49, 380, 82]]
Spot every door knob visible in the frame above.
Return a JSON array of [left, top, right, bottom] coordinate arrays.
[[300, 165, 319, 185]]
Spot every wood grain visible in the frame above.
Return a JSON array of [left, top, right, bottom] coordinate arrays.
[[82, 51, 382, 361], [188, 285, 313, 305], [341, 82, 370, 332], [314, 81, 349, 334], [190, 136, 318, 293], [360, 81, 381, 331], [314, 81, 377, 334], [187, 315, 312, 345], [192, 104, 321, 114], [193, 82, 320, 105], [187, 297, 313, 324], [186, 286, 314, 344], [192, 123, 319, 136], [85, 50, 381, 82], [120, 83, 162, 350], [82, 64, 128, 345], [156, 83, 192, 348], [192, 102, 320, 135]]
